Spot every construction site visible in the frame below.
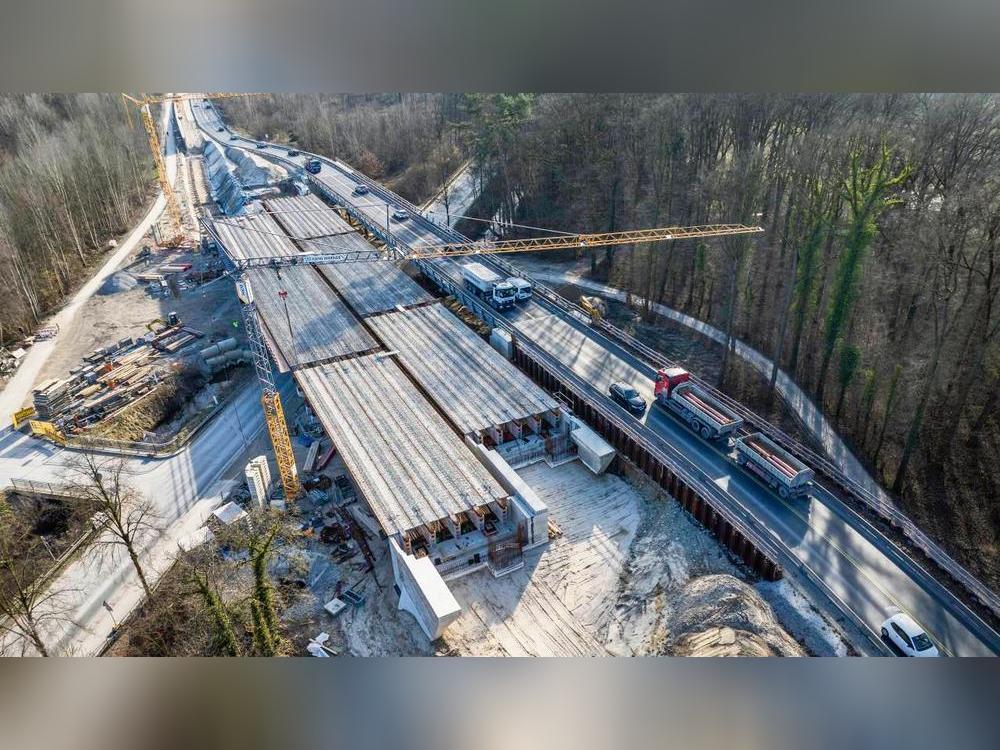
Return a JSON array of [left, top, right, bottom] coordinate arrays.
[[5, 93, 999, 659], [109, 96, 846, 655]]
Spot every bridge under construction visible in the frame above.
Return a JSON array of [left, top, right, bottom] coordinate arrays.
[[189, 97, 1000, 656]]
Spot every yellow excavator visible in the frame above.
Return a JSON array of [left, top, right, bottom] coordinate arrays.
[[580, 295, 607, 324]]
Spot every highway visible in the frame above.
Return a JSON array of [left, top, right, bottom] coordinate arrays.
[[191, 102, 999, 656]]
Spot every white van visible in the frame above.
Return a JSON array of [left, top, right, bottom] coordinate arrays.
[[508, 277, 533, 302]]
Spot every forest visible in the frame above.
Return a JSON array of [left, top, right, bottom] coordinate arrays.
[[226, 93, 1000, 586], [0, 94, 154, 345], [219, 93, 466, 205]]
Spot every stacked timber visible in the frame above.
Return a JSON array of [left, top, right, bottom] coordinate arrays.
[[33, 378, 73, 420], [151, 325, 202, 353]]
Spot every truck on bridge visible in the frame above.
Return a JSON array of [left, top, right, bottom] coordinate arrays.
[[509, 277, 533, 302], [654, 367, 743, 440], [735, 432, 814, 499], [462, 262, 517, 310]]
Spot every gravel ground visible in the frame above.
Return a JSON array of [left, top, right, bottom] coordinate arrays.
[[34, 262, 241, 393]]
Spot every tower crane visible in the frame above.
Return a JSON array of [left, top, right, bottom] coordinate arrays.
[[204, 215, 763, 503], [120, 93, 259, 244]]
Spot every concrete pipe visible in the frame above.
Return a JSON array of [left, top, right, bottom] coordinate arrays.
[[200, 337, 238, 359]]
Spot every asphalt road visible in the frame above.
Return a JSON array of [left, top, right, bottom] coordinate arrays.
[[0, 376, 295, 655], [192, 106, 999, 657]]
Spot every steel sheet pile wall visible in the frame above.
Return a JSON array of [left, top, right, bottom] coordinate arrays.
[[510, 342, 783, 581], [368, 303, 559, 435], [297, 354, 506, 536], [266, 195, 434, 316]]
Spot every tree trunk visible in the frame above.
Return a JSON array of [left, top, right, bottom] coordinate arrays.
[[27, 616, 49, 657], [719, 251, 741, 386], [127, 544, 152, 598], [873, 365, 902, 468], [767, 245, 797, 404], [893, 344, 943, 494], [971, 379, 999, 434]]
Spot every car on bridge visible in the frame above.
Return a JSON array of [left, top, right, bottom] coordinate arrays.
[[392, 208, 409, 221], [230, 134, 239, 140], [216, 126, 224, 132], [353, 184, 370, 196], [256, 143, 267, 149], [609, 382, 646, 417], [881, 612, 939, 657], [287, 149, 300, 157]]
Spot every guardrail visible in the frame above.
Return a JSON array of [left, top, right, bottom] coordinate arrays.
[[7, 478, 89, 501]]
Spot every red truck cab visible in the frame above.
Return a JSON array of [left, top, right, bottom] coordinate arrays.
[[654, 367, 690, 399]]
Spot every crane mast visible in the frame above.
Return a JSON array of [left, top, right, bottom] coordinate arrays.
[[235, 275, 301, 501]]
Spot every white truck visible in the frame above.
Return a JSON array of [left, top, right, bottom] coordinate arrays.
[[509, 277, 533, 302], [734, 432, 815, 499], [462, 262, 517, 310], [654, 367, 743, 440]]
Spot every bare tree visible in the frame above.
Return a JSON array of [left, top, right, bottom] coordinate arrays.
[[0, 501, 75, 656], [186, 567, 241, 657], [213, 508, 285, 656], [67, 454, 160, 599]]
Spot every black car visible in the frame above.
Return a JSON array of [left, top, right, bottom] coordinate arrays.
[[255, 143, 267, 149], [229, 134, 238, 140], [353, 184, 369, 196], [609, 382, 647, 416], [216, 126, 224, 132], [287, 149, 300, 157]]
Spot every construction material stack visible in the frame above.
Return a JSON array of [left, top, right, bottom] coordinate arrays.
[[29, 320, 204, 433], [654, 367, 743, 441], [735, 432, 814, 499], [33, 379, 72, 421]]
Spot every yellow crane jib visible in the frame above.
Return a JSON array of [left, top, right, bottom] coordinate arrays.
[[208, 213, 764, 506], [405, 223, 764, 259]]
